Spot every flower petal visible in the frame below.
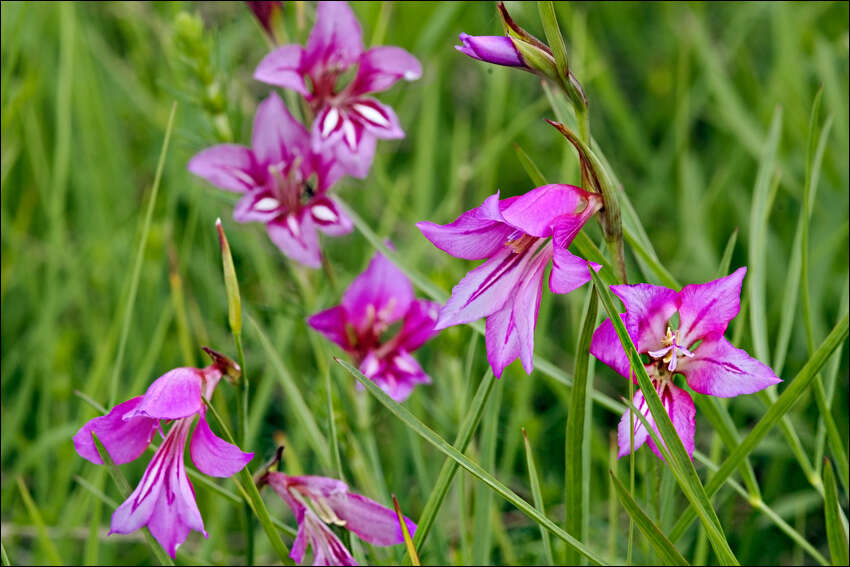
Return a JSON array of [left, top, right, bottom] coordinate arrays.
[[646, 382, 696, 461], [590, 315, 633, 380], [342, 250, 414, 331], [349, 46, 422, 95], [500, 184, 600, 238], [485, 303, 522, 379], [455, 33, 524, 67], [303, 1, 364, 77], [127, 368, 203, 420], [416, 192, 514, 260], [253, 44, 309, 94], [396, 299, 441, 352], [307, 306, 352, 350], [679, 336, 781, 397], [363, 350, 431, 402], [331, 492, 417, 546], [252, 92, 310, 167], [617, 388, 652, 458], [322, 128, 377, 179], [350, 98, 404, 140], [677, 267, 746, 347], [190, 414, 253, 478], [300, 511, 358, 566], [437, 243, 538, 330], [266, 213, 322, 268], [73, 396, 158, 465], [549, 246, 598, 295], [310, 196, 353, 236], [187, 144, 258, 193], [610, 283, 680, 353], [233, 191, 283, 224]]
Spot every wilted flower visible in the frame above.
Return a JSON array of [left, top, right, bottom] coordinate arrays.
[[417, 184, 602, 378], [264, 472, 417, 566], [189, 92, 350, 268], [590, 267, 781, 460], [73, 352, 253, 557], [308, 249, 439, 402], [245, 1, 283, 42], [254, 1, 421, 178]]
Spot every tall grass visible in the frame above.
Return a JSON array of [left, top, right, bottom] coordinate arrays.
[[1, 2, 848, 565]]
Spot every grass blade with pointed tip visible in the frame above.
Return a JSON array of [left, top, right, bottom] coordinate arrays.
[[609, 471, 689, 566], [523, 428, 555, 566], [669, 311, 850, 542], [589, 268, 738, 565], [823, 459, 849, 566], [565, 286, 597, 565], [393, 495, 421, 566], [336, 358, 608, 566], [15, 476, 63, 566]]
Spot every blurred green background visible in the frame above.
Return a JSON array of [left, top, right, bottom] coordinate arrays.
[[2, 1, 848, 565]]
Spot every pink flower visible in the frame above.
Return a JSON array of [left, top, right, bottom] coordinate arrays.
[[417, 185, 602, 378], [188, 92, 351, 268], [254, 1, 421, 178], [455, 33, 525, 67], [73, 360, 253, 558], [590, 267, 782, 460], [265, 472, 417, 566], [308, 249, 439, 402]]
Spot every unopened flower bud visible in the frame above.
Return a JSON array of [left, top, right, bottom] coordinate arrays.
[[216, 218, 242, 336], [455, 34, 525, 68]]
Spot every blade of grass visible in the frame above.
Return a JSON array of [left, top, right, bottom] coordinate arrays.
[[393, 495, 421, 566], [89, 434, 174, 566], [823, 459, 849, 566], [247, 313, 331, 469], [609, 471, 689, 566], [590, 268, 738, 565], [336, 358, 608, 566], [523, 428, 555, 566], [669, 311, 850, 542], [565, 286, 597, 565], [472, 378, 501, 565], [412, 368, 496, 554], [1, 543, 9, 566], [109, 101, 177, 405], [15, 476, 63, 566]]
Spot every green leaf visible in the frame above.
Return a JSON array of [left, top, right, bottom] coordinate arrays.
[[15, 476, 64, 566], [565, 286, 597, 565], [590, 268, 739, 565], [669, 311, 850, 542], [823, 459, 849, 566], [537, 1, 570, 80], [716, 229, 739, 279], [393, 495, 421, 566], [413, 369, 496, 553], [336, 358, 608, 566], [523, 429, 555, 566], [609, 471, 689, 566]]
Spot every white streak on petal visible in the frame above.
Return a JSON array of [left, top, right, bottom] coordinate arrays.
[[311, 204, 338, 223], [353, 103, 390, 127], [321, 107, 340, 138], [254, 197, 280, 211], [286, 214, 301, 238], [393, 354, 418, 374], [342, 120, 357, 149]]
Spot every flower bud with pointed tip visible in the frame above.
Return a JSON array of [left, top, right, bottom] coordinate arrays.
[[216, 219, 242, 336], [455, 33, 525, 68], [202, 346, 241, 383]]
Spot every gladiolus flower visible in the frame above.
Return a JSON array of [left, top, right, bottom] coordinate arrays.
[[590, 267, 782, 460], [417, 184, 602, 378], [73, 353, 253, 557], [189, 92, 350, 268], [254, 1, 421, 178], [455, 33, 525, 67], [308, 249, 439, 402], [264, 472, 417, 566]]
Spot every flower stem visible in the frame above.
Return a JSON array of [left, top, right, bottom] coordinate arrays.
[[233, 331, 254, 565]]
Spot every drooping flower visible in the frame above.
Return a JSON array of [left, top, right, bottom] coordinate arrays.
[[264, 472, 417, 566], [589, 267, 782, 460], [417, 184, 602, 378], [188, 92, 351, 268], [308, 249, 439, 402], [73, 352, 253, 557], [254, 1, 421, 178]]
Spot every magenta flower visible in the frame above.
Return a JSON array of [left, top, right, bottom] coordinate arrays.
[[456, 33, 525, 67], [308, 249, 439, 402], [417, 184, 603, 378], [73, 360, 253, 557], [189, 92, 350, 268], [254, 1, 421, 178], [245, 1, 283, 42], [265, 472, 417, 566], [590, 267, 781, 460]]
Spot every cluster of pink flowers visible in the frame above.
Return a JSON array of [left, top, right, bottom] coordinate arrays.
[[74, 2, 784, 565]]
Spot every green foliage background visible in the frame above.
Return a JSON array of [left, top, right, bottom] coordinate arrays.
[[1, 1, 848, 565]]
